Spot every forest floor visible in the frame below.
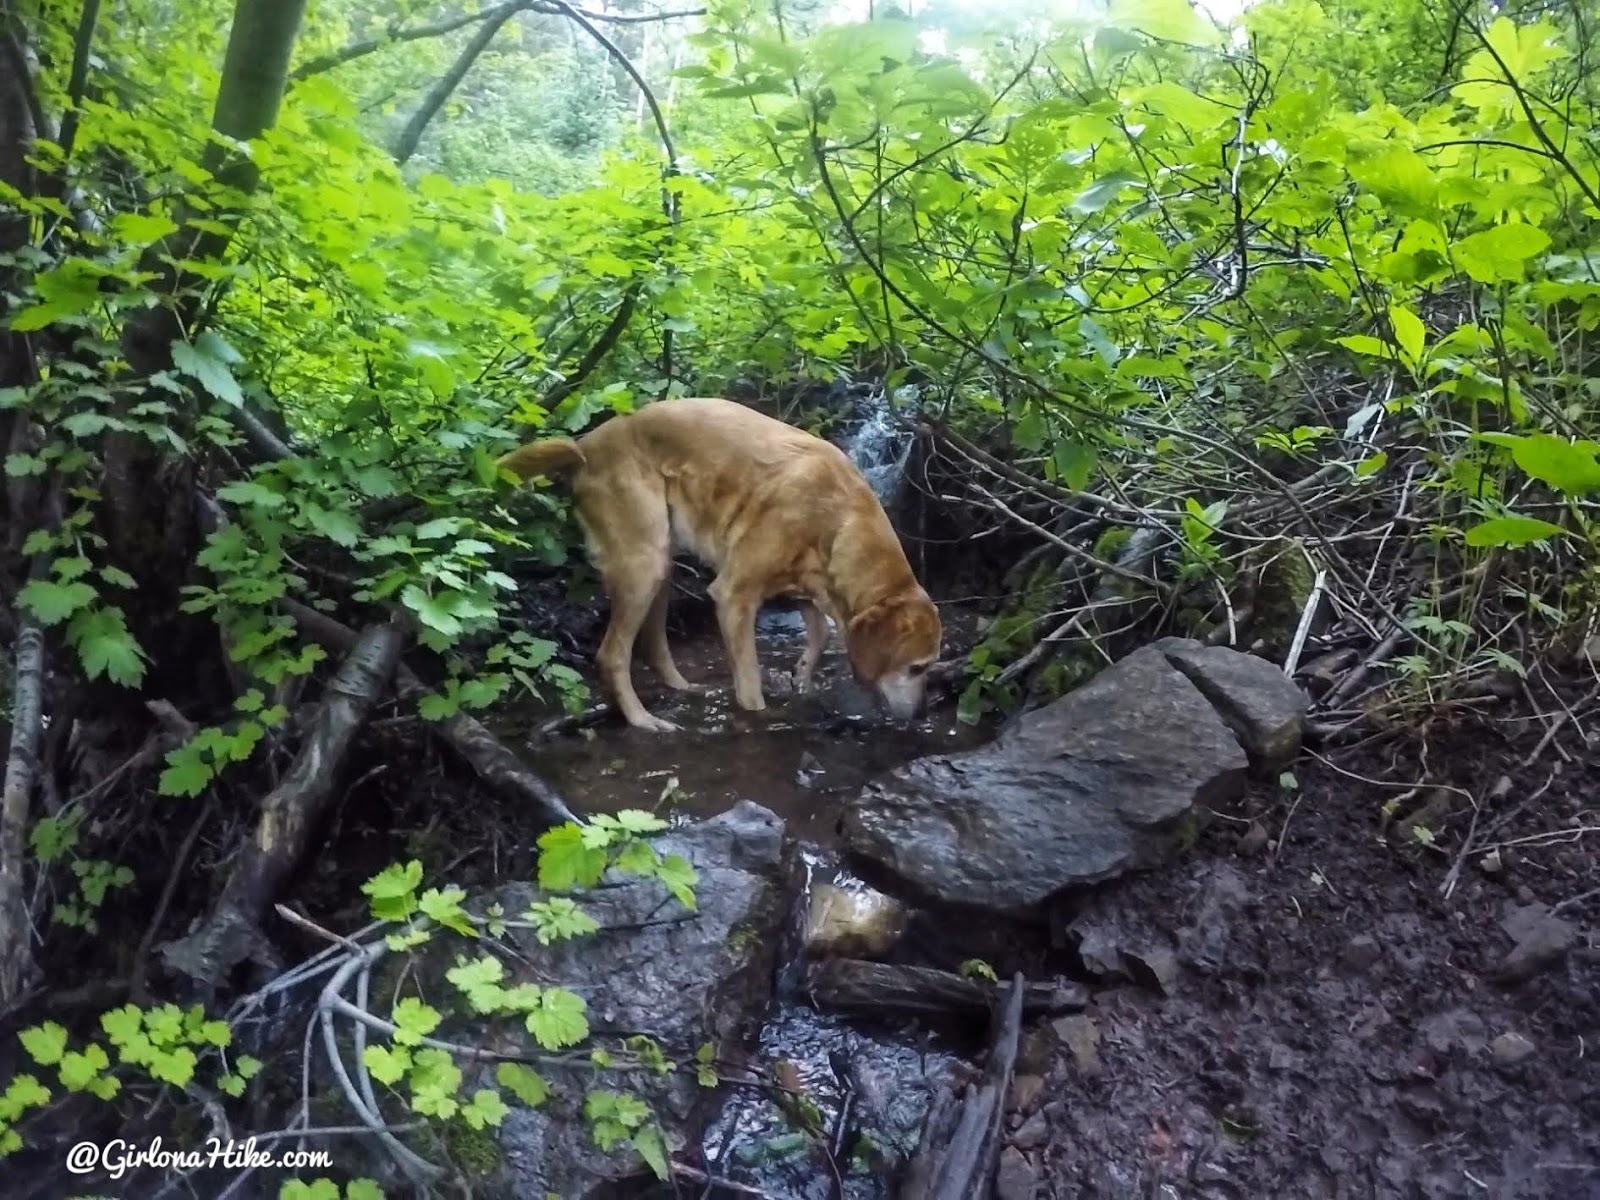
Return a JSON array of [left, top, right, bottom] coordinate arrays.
[[501, 601, 1600, 1199]]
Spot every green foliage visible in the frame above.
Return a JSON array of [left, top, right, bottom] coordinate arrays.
[[340, 811, 696, 1173]]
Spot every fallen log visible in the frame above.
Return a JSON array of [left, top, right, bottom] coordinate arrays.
[[803, 959, 1086, 1020], [161, 620, 406, 988], [280, 598, 576, 827], [901, 973, 1025, 1200]]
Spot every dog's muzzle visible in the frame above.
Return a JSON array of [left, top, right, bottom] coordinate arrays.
[[875, 675, 927, 722]]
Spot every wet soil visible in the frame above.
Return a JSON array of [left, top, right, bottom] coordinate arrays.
[[1018, 729, 1600, 1200], [517, 617, 1599, 1199]]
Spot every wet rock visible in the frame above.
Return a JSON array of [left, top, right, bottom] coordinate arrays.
[[442, 802, 790, 1199], [1155, 637, 1308, 770], [1492, 903, 1576, 984], [1052, 1014, 1102, 1077], [803, 879, 907, 959], [1491, 1031, 1536, 1066], [842, 645, 1248, 912], [996, 1146, 1041, 1200]]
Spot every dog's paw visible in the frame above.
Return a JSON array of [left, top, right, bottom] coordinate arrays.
[[632, 714, 681, 733]]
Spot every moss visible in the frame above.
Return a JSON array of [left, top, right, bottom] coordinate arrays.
[[1091, 524, 1133, 562], [1248, 536, 1315, 655], [442, 1115, 505, 1180]]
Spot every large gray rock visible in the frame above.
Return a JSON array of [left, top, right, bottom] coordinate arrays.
[[431, 802, 788, 1198], [1155, 637, 1307, 770], [841, 646, 1248, 913]]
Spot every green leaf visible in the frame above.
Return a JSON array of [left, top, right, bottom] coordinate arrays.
[[525, 988, 588, 1050], [147, 1045, 196, 1088], [613, 810, 668, 835], [1453, 224, 1551, 284], [654, 854, 698, 911], [171, 330, 245, 407], [1052, 442, 1096, 491], [159, 746, 212, 798], [1347, 146, 1437, 217], [632, 1125, 669, 1180], [496, 1062, 550, 1108], [1478, 432, 1600, 495], [401, 584, 462, 637], [361, 859, 423, 921], [447, 955, 507, 1012], [1070, 171, 1141, 214], [17, 578, 95, 626], [1463, 514, 1565, 548], [1107, 0, 1222, 45], [345, 1181, 385, 1200], [19, 1022, 68, 1066], [216, 479, 286, 509], [362, 1044, 411, 1087], [68, 605, 148, 686], [58, 1044, 112, 1091], [418, 886, 477, 937], [537, 823, 608, 893], [391, 997, 441, 1046], [1387, 304, 1426, 369], [304, 504, 362, 548], [461, 1088, 511, 1131]]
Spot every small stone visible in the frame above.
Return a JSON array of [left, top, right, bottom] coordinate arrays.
[[1491, 1031, 1535, 1066], [1051, 1014, 1102, 1077], [1125, 945, 1179, 995], [1340, 934, 1381, 973], [1008, 1073, 1046, 1113], [1236, 821, 1270, 857], [802, 881, 907, 959], [1011, 1108, 1050, 1150], [1493, 904, 1576, 984], [1478, 848, 1504, 875], [995, 1147, 1040, 1200]]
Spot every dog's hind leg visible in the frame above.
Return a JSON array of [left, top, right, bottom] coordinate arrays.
[[641, 579, 694, 691], [581, 480, 678, 732], [793, 600, 830, 694]]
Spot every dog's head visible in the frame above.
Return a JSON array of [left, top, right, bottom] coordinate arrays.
[[846, 588, 942, 721]]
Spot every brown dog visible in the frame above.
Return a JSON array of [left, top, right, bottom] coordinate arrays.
[[497, 397, 942, 732]]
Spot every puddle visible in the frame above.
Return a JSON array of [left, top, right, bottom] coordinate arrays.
[[505, 611, 987, 845]]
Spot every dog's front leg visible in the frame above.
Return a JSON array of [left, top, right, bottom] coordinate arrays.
[[793, 600, 831, 693], [710, 578, 765, 711]]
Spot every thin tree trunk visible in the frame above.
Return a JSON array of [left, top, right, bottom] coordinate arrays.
[[0, 625, 46, 1004]]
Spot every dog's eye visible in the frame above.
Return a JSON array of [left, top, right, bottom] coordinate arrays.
[[909, 663, 929, 677]]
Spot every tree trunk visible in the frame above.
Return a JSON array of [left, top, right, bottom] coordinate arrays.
[[102, 0, 308, 702]]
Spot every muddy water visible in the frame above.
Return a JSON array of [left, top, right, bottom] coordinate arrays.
[[518, 611, 987, 845]]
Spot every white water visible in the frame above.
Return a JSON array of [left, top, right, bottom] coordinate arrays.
[[840, 386, 916, 507]]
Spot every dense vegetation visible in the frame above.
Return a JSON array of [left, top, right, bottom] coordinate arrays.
[[1, 0, 1596, 1191]]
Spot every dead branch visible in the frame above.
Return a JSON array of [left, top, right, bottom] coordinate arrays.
[[0, 622, 45, 1004], [161, 620, 407, 988], [803, 960, 1084, 1021], [279, 598, 578, 827], [902, 974, 1026, 1200]]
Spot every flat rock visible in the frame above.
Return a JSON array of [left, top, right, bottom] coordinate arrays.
[[842, 646, 1248, 912], [1156, 637, 1308, 770], [996, 1146, 1041, 1200]]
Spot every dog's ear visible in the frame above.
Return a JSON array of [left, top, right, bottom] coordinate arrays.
[[847, 592, 941, 682], [847, 599, 898, 683]]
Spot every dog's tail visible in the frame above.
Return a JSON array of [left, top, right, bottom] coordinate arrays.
[[496, 438, 585, 482]]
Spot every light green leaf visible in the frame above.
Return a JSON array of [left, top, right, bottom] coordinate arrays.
[[496, 1062, 550, 1108], [1463, 514, 1565, 548], [19, 1022, 68, 1066], [17, 578, 96, 626], [171, 331, 244, 407], [1453, 224, 1551, 284]]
